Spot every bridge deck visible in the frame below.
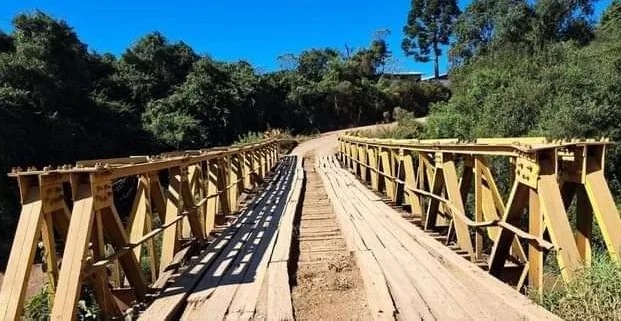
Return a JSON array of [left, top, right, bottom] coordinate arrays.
[[317, 155, 559, 320], [140, 156, 303, 321]]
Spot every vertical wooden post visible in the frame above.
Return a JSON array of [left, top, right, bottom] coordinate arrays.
[[243, 152, 252, 189], [538, 154, 583, 281], [205, 160, 219, 236], [254, 150, 262, 181], [403, 151, 423, 216], [425, 153, 445, 231], [178, 166, 206, 241], [127, 176, 149, 265], [217, 158, 231, 216], [229, 155, 239, 211], [91, 210, 122, 318], [38, 176, 69, 298], [368, 147, 379, 191], [380, 149, 395, 201], [576, 187, 593, 266], [160, 168, 182, 271], [443, 156, 474, 258], [488, 180, 529, 276], [528, 187, 543, 295], [0, 176, 43, 321], [358, 145, 368, 182], [583, 146, 621, 264], [474, 158, 484, 261], [51, 175, 96, 321]]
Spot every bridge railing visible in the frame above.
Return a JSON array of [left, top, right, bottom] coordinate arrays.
[[0, 139, 280, 321], [338, 133, 621, 293]]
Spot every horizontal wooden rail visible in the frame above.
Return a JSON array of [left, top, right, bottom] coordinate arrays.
[[347, 149, 554, 250], [338, 132, 621, 293], [0, 139, 282, 321]]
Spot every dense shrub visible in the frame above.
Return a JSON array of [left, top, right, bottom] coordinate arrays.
[[533, 255, 621, 320]]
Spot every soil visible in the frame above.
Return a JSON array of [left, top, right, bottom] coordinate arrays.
[[289, 154, 371, 321], [0, 263, 47, 301]]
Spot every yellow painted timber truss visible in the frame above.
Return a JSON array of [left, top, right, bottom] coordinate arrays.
[[0, 140, 279, 321], [338, 133, 621, 294]]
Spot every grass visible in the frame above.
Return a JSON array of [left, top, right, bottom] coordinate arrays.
[[24, 283, 100, 320], [234, 131, 266, 145], [357, 107, 425, 139], [530, 254, 621, 320]]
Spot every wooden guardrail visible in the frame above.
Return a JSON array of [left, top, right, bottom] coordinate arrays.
[[0, 139, 280, 321], [338, 133, 621, 293]]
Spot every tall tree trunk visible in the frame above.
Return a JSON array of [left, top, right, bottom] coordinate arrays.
[[433, 42, 440, 79]]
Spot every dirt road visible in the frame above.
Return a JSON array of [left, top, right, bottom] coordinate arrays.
[[289, 129, 372, 320]]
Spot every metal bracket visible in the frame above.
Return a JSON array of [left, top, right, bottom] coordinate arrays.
[[515, 156, 540, 189]]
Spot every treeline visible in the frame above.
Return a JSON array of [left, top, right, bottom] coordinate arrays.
[[0, 11, 448, 266]]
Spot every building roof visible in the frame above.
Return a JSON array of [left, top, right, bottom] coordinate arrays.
[[421, 72, 449, 81], [384, 71, 425, 76]]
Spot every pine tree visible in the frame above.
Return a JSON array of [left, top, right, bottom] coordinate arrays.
[[402, 0, 461, 79]]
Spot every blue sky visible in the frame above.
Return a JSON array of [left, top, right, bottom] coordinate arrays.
[[0, 0, 613, 76]]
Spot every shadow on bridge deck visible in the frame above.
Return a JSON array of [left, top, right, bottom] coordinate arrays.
[[140, 156, 300, 321]]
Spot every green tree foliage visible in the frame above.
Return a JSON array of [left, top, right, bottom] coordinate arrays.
[[118, 32, 199, 112], [450, 0, 532, 63], [601, 0, 621, 28], [296, 48, 340, 81], [402, 0, 461, 78], [451, 0, 596, 64]]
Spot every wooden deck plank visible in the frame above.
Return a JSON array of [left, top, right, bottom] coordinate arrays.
[[182, 157, 299, 320], [318, 156, 561, 321], [141, 159, 292, 320]]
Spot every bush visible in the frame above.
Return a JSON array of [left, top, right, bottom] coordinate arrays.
[[24, 286, 51, 321], [23, 284, 101, 321], [532, 255, 621, 320], [360, 107, 425, 139]]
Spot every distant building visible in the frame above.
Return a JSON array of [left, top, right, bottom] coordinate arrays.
[[382, 71, 424, 81], [421, 72, 449, 86], [421, 72, 448, 81]]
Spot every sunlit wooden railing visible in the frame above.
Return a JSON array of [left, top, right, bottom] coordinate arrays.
[[0, 139, 279, 321], [338, 133, 621, 293]]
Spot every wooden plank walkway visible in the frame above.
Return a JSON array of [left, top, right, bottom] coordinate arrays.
[[289, 155, 371, 320], [317, 155, 560, 321], [140, 156, 304, 321]]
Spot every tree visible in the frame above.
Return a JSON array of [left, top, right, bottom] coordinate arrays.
[[601, 0, 621, 28], [451, 0, 596, 64], [352, 29, 392, 76], [118, 32, 199, 111], [296, 48, 339, 81], [402, 0, 461, 78], [530, 0, 595, 47], [0, 30, 14, 53], [277, 53, 298, 70], [450, 0, 532, 64]]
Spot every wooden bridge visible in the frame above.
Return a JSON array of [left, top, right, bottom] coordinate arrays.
[[1, 130, 620, 320]]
